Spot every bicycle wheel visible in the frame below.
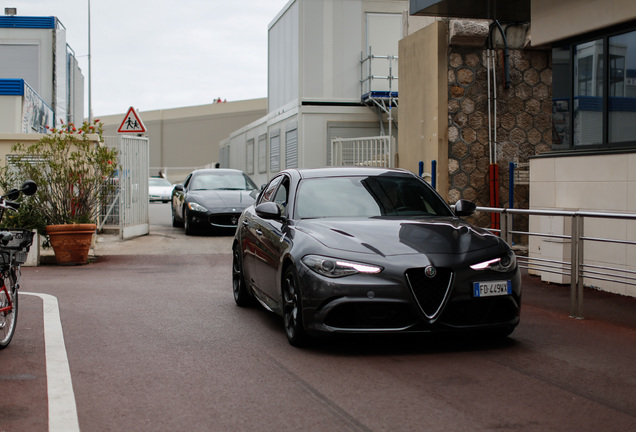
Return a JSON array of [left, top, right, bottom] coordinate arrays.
[[0, 277, 17, 349]]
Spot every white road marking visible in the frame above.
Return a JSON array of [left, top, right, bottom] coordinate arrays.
[[22, 292, 80, 432]]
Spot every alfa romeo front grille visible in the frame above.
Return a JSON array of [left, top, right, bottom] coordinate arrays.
[[405, 267, 453, 320]]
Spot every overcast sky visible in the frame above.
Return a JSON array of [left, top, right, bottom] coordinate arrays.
[[10, 0, 291, 117]]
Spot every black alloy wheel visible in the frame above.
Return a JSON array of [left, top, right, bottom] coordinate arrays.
[[232, 245, 251, 307], [282, 266, 308, 347], [184, 209, 195, 235]]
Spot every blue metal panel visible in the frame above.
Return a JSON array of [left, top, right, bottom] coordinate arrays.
[[577, 96, 603, 112], [610, 97, 636, 112], [362, 91, 398, 100], [0, 16, 56, 29], [0, 79, 25, 96]]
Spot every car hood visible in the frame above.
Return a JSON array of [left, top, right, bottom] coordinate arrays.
[[295, 217, 503, 257], [189, 190, 254, 210]]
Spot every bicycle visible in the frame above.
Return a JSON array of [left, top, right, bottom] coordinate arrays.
[[0, 180, 38, 349]]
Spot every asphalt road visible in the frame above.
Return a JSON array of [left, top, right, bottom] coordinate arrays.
[[1, 202, 635, 431]]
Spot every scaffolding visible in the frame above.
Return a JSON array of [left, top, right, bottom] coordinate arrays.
[[360, 47, 398, 139]]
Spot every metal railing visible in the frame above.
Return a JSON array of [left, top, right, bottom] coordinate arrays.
[[475, 207, 636, 319], [330, 136, 394, 168], [360, 48, 398, 98]]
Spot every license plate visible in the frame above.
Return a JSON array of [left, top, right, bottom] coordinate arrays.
[[473, 280, 512, 297]]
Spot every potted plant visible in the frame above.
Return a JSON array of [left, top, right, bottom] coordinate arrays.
[[0, 119, 119, 265]]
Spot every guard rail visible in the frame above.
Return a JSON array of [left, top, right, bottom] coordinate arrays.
[[474, 207, 636, 319]]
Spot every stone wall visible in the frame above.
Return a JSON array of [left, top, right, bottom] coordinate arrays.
[[447, 46, 552, 228]]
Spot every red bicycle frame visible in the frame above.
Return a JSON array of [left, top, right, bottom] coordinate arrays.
[[0, 282, 13, 315]]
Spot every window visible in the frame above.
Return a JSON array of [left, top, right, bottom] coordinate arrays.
[[295, 176, 452, 219], [259, 175, 283, 204], [609, 31, 636, 143], [270, 129, 280, 172], [190, 172, 256, 191], [258, 133, 267, 173], [574, 40, 603, 146], [285, 124, 298, 169], [552, 26, 636, 149], [273, 177, 289, 216], [246, 138, 254, 175]]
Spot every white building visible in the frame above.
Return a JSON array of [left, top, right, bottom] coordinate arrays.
[[222, 0, 415, 186], [0, 13, 84, 132]]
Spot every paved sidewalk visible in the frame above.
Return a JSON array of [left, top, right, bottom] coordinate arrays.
[[39, 231, 234, 262], [520, 268, 636, 331]]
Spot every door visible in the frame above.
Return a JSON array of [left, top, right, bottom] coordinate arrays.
[[249, 175, 290, 310]]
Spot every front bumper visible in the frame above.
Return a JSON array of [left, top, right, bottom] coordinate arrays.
[[297, 262, 521, 336]]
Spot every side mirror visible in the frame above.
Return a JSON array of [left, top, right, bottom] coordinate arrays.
[[255, 201, 283, 220], [21, 180, 37, 196], [454, 199, 476, 216]]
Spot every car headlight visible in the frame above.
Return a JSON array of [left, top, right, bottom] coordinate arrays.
[[470, 250, 517, 272], [187, 202, 207, 212], [302, 255, 383, 278]]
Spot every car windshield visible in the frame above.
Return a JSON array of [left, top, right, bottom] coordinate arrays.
[[190, 172, 257, 191], [295, 175, 453, 219], [149, 178, 172, 187]]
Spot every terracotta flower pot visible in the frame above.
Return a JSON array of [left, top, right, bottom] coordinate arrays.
[[45, 223, 96, 265]]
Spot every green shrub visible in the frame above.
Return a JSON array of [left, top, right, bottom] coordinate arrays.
[[0, 120, 119, 234]]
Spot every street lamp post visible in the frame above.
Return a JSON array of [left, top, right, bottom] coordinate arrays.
[[88, 0, 92, 123]]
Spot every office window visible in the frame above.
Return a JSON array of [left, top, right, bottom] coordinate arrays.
[[552, 26, 636, 149], [574, 40, 603, 146], [609, 30, 636, 143]]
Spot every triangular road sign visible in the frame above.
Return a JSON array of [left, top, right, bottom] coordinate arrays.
[[118, 106, 146, 133]]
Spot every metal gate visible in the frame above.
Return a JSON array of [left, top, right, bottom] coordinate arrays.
[[100, 135, 149, 239]]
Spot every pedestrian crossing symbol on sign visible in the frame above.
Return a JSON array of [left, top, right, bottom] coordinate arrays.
[[117, 106, 146, 133]]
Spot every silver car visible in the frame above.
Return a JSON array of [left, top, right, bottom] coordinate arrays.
[[149, 177, 173, 203]]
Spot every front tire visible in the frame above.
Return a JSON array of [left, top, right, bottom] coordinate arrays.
[[232, 244, 251, 307], [282, 266, 308, 347], [0, 278, 18, 349], [172, 204, 183, 228], [184, 209, 196, 235]]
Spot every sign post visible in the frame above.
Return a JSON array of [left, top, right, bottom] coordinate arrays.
[[117, 106, 146, 134]]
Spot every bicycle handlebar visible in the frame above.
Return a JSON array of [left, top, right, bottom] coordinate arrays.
[[0, 200, 20, 210], [0, 180, 36, 218]]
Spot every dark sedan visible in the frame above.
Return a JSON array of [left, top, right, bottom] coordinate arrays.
[[232, 167, 521, 346], [172, 168, 258, 235]]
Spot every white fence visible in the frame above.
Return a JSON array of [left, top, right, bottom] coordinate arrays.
[[330, 136, 394, 168]]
